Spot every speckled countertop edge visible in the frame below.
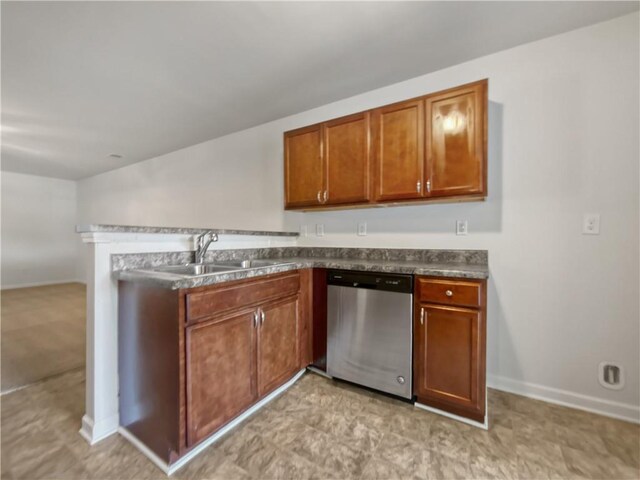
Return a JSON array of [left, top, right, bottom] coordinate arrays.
[[76, 224, 299, 237], [117, 257, 489, 290]]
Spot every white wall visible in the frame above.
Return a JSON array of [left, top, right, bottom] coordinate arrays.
[[1, 171, 82, 288], [77, 13, 639, 419]]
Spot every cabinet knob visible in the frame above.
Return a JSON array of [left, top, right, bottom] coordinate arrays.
[[445, 290, 453, 297]]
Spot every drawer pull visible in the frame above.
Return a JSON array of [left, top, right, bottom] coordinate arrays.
[[445, 290, 453, 297]]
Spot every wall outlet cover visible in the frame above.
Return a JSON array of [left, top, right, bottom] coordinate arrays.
[[357, 222, 367, 236], [456, 220, 468, 235], [583, 214, 600, 235], [315, 224, 325, 237], [300, 225, 307, 237]]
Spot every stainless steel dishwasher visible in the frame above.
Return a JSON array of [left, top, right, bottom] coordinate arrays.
[[327, 269, 413, 399]]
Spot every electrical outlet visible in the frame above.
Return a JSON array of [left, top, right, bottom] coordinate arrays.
[[300, 225, 307, 237], [357, 222, 367, 236], [583, 214, 600, 235], [315, 224, 325, 237], [456, 220, 468, 235]]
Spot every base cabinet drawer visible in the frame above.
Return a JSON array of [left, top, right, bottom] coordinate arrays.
[[416, 277, 482, 308], [186, 273, 300, 322]]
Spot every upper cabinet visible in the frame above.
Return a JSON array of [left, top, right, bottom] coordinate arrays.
[[325, 112, 371, 205], [284, 125, 324, 208], [425, 81, 486, 197], [372, 99, 424, 201], [284, 79, 488, 210]]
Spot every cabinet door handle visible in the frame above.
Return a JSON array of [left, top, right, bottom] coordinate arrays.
[[253, 311, 259, 328], [420, 307, 425, 326], [260, 309, 265, 325], [317, 191, 322, 203], [416, 181, 421, 193], [323, 190, 328, 203], [426, 180, 431, 193]]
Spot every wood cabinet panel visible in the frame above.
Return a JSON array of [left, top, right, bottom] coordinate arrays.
[[372, 99, 424, 201], [298, 269, 313, 369], [425, 81, 487, 197], [325, 113, 370, 205], [416, 278, 482, 308], [257, 296, 299, 397], [186, 311, 257, 446], [284, 79, 487, 211], [284, 125, 324, 208], [186, 273, 300, 323], [414, 304, 483, 420]]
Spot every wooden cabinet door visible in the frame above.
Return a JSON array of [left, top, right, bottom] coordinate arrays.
[[186, 311, 257, 446], [414, 303, 485, 421], [372, 99, 424, 201], [284, 125, 324, 208], [257, 296, 299, 397], [324, 112, 370, 205], [425, 81, 487, 197]]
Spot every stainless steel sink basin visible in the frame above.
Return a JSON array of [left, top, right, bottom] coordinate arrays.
[[152, 264, 242, 276], [149, 259, 293, 277], [212, 259, 290, 269]]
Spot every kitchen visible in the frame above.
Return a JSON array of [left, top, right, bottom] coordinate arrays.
[[1, 2, 639, 479]]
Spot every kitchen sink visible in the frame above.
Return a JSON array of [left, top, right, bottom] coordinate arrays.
[[211, 259, 292, 269], [150, 259, 293, 277], [151, 264, 243, 276]]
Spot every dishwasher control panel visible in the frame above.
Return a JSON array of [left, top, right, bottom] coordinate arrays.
[[327, 270, 413, 293]]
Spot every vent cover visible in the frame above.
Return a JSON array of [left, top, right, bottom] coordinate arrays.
[[598, 362, 625, 390]]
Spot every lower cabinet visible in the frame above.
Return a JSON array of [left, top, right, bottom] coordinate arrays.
[[186, 311, 257, 446], [258, 296, 300, 396], [413, 277, 486, 423], [187, 295, 301, 446], [118, 270, 312, 465]]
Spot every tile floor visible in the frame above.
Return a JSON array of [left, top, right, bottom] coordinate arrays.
[[1, 368, 638, 479], [1, 283, 86, 393]]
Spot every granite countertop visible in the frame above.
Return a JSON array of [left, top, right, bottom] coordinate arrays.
[[117, 256, 489, 290], [76, 224, 299, 237]]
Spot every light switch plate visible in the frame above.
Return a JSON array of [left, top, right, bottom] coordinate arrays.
[[583, 214, 600, 235], [357, 222, 367, 236], [456, 220, 468, 235], [316, 224, 325, 237]]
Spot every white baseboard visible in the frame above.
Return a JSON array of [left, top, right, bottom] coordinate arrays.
[[415, 401, 488, 430], [1, 278, 86, 290], [79, 414, 119, 445], [120, 369, 306, 476], [488, 374, 640, 424]]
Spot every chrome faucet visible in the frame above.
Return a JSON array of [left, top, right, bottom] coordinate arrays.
[[194, 231, 218, 264]]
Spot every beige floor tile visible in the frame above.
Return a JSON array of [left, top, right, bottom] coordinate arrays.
[[1, 341, 639, 480], [360, 456, 418, 480]]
